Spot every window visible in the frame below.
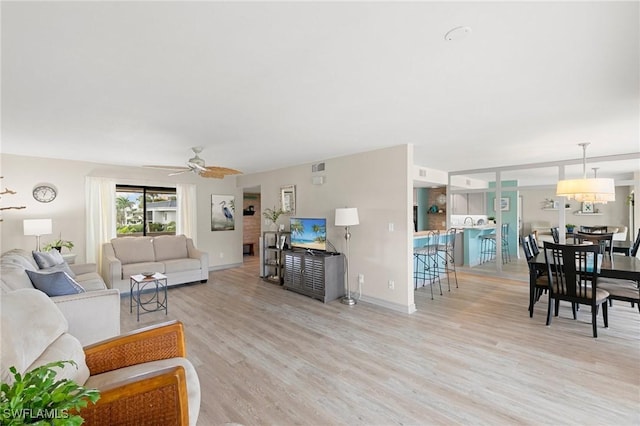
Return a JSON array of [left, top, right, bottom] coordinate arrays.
[[116, 185, 177, 237]]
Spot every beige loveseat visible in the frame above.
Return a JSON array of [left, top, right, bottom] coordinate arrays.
[[0, 249, 120, 346], [101, 234, 208, 293]]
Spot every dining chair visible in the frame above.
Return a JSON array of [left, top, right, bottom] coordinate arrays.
[[529, 233, 540, 256], [550, 227, 560, 244], [580, 225, 608, 233], [574, 231, 614, 261], [631, 228, 640, 257], [543, 242, 609, 338], [523, 235, 548, 317]]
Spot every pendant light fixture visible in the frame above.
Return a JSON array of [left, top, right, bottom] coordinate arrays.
[[556, 143, 615, 204]]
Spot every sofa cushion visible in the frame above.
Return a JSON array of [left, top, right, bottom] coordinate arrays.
[[122, 262, 166, 278], [26, 333, 90, 386], [85, 357, 200, 426], [111, 237, 155, 265], [164, 258, 202, 274], [1, 289, 69, 383], [26, 270, 85, 297], [1, 249, 38, 271], [0, 265, 35, 293], [153, 235, 188, 262], [33, 250, 65, 269], [74, 272, 108, 291]]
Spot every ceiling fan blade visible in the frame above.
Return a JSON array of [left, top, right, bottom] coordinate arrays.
[[143, 165, 190, 171], [168, 169, 190, 176], [199, 166, 243, 179]]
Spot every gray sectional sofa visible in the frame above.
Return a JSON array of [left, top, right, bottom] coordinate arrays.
[[0, 249, 121, 346], [101, 234, 209, 293]]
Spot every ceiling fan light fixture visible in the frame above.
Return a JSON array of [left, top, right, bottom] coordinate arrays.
[[556, 143, 615, 204]]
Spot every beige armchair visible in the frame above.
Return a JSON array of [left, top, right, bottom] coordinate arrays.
[[1, 289, 200, 426]]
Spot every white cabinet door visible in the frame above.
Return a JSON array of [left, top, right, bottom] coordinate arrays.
[[452, 194, 468, 215], [468, 193, 486, 215]]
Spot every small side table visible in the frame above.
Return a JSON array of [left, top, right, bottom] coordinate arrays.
[[62, 253, 77, 264], [129, 273, 168, 321]]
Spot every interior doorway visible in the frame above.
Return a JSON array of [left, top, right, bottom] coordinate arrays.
[[242, 186, 261, 263]]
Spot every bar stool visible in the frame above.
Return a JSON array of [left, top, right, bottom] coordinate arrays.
[[501, 223, 511, 263], [413, 230, 442, 299], [479, 230, 496, 264], [437, 228, 458, 290]]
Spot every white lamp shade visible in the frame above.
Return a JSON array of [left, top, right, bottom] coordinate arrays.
[[335, 208, 359, 226], [23, 219, 53, 236], [556, 178, 616, 203]]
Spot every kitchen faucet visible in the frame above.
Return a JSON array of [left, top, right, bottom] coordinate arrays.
[[464, 216, 474, 226]]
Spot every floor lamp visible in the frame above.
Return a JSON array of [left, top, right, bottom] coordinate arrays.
[[23, 219, 52, 251], [335, 207, 359, 306]]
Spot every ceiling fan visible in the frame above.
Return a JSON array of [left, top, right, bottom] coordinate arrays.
[[144, 146, 242, 179]]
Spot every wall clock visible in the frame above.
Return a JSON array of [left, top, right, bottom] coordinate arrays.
[[32, 184, 57, 203]]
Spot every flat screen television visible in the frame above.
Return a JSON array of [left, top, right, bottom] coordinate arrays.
[[289, 217, 327, 252]]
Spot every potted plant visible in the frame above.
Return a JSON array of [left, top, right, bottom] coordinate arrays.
[[0, 360, 100, 425], [262, 206, 285, 230], [565, 223, 576, 234], [43, 235, 74, 253]]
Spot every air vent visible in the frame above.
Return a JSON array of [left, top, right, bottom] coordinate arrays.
[[312, 162, 325, 173]]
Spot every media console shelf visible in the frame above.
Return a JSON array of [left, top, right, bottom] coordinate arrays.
[[262, 231, 290, 284], [283, 251, 345, 303]]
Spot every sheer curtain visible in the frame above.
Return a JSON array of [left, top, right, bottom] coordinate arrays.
[[85, 177, 116, 269], [177, 183, 197, 245]]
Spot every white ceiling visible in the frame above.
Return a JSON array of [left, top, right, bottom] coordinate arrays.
[[2, 1, 639, 184]]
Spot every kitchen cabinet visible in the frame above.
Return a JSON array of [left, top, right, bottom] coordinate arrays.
[[452, 193, 486, 215]]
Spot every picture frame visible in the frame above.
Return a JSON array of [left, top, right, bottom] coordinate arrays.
[[280, 184, 296, 215], [493, 197, 510, 212], [211, 194, 235, 231], [581, 201, 594, 213]]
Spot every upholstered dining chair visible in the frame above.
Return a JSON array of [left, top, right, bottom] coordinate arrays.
[[523, 235, 548, 317], [543, 243, 609, 338], [574, 231, 614, 261]]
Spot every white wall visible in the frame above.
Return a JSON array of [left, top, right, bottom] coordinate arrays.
[[520, 185, 632, 239], [238, 144, 415, 313], [0, 154, 243, 268]]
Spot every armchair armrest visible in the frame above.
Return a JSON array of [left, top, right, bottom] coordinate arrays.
[[84, 320, 186, 375], [79, 366, 189, 426], [53, 289, 121, 346]]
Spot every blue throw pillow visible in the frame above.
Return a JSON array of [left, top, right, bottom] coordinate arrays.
[[26, 270, 85, 297]]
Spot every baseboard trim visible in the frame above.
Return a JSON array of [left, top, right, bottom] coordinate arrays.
[[357, 294, 417, 314]]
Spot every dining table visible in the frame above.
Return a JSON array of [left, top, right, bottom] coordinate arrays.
[[528, 251, 640, 314]]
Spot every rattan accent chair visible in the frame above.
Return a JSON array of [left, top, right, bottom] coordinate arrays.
[[1, 289, 200, 426], [80, 321, 199, 425]]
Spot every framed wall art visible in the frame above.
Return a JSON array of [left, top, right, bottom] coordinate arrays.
[[211, 194, 235, 231]]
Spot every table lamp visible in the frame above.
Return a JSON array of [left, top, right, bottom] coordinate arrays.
[[23, 219, 52, 251]]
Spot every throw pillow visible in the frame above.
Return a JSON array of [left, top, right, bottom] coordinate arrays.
[[33, 250, 65, 269], [32, 250, 76, 277], [25, 270, 85, 297]]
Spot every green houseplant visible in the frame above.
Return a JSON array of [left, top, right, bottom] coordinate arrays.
[[0, 360, 100, 425], [42, 236, 74, 253], [565, 223, 576, 234], [262, 206, 285, 230]]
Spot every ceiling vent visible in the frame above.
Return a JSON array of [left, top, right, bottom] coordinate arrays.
[[312, 162, 325, 173]]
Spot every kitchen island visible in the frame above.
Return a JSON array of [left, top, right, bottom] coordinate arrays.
[[458, 225, 497, 267]]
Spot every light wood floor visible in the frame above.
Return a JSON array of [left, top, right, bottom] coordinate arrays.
[[121, 256, 640, 426]]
